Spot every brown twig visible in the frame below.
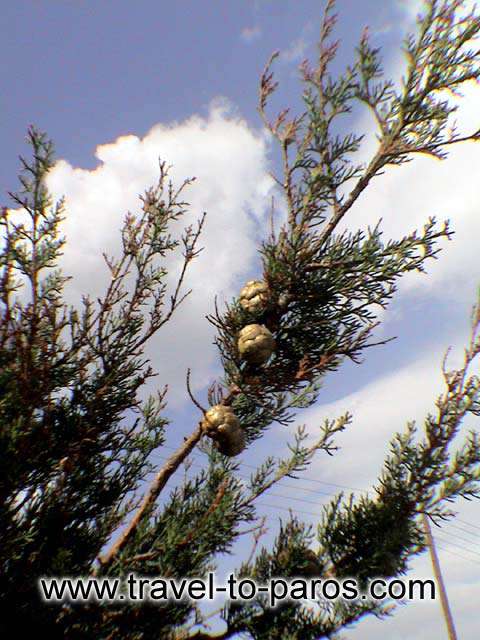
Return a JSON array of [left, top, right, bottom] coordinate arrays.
[[97, 423, 204, 571], [176, 479, 229, 550], [245, 516, 268, 566], [186, 368, 208, 413]]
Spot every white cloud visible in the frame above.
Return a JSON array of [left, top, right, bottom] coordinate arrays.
[[45, 99, 279, 409], [370, 22, 394, 37], [334, 73, 480, 311], [303, 347, 452, 492], [397, 0, 476, 25], [240, 25, 262, 43], [396, 0, 424, 22], [300, 342, 480, 640], [279, 21, 315, 65], [280, 36, 308, 64]]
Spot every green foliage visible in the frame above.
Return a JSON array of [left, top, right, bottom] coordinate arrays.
[[0, 127, 193, 635], [1, 1, 480, 638]]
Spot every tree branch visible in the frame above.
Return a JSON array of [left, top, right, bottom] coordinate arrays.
[[97, 423, 204, 571]]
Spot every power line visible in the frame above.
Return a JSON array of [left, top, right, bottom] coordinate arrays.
[[146, 451, 480, 569], [158, 444, 365, 493], [456, 518, 480, 532], [150, 451, 335, 497], [432, 527, 480, 550], [257, 502, 323, 519], [264, 491, 328, 507], [149, 448, 480, 557], [443, 521, 480, 540], [246, 502, 480, 567], [240, 460, 365, 493], [434, 541, 480, 567], [255, 504, 480, 558], [151, 449, 480, 533], [158, 448, 480, 531], [434, 533, 480, 559]]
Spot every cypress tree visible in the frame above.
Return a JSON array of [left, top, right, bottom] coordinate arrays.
[[1, 1, 479, 637]]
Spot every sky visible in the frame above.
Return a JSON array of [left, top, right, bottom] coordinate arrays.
[[2, 0, 480, 638]]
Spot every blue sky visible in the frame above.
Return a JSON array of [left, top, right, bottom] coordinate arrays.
[[2, 1, 480, 638], [1, 0, 407, 189]]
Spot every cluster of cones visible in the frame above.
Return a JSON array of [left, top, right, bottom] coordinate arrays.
[[201, 280, 277, 457]]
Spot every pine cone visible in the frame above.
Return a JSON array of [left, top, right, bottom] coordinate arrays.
[[300, 549, 321, 577], [239, 280, 270, 314], [277, 548, 321, 577], [201, 405, 246, 457], [201, 405, 240, 438], [215, 425, 246, 457], [277, 292, 293, 311], [237, 323, 276, 364]]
